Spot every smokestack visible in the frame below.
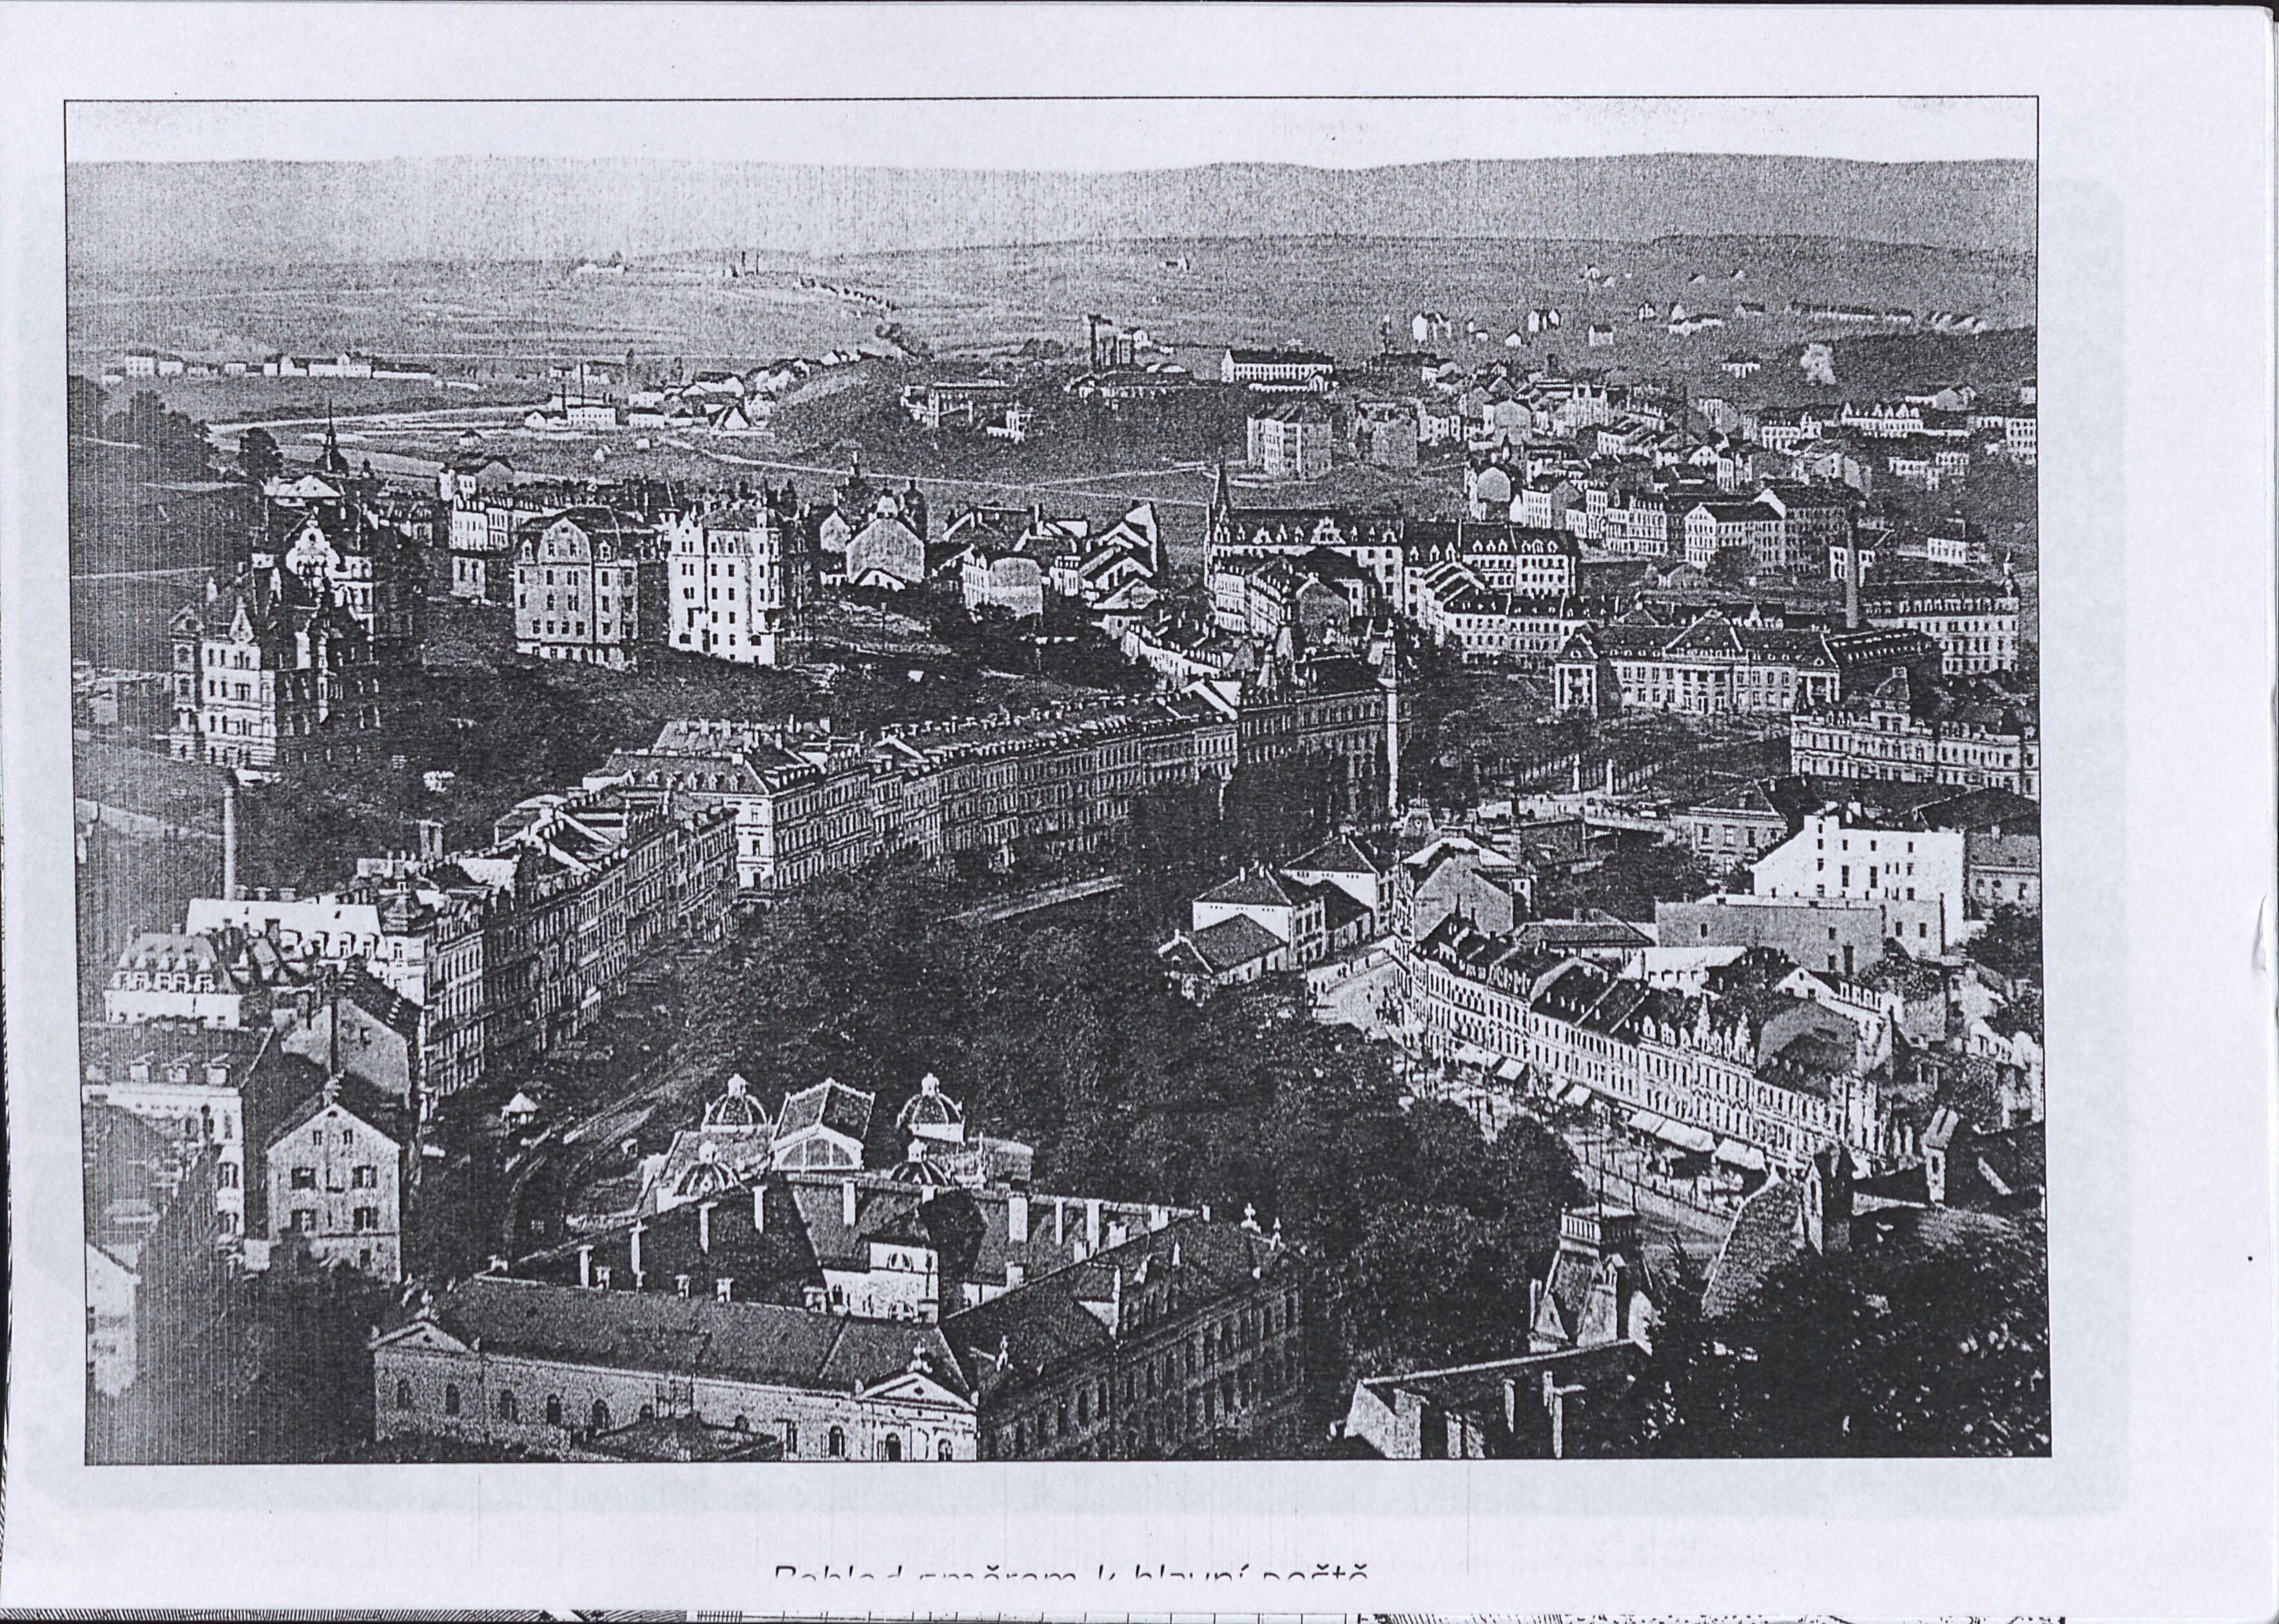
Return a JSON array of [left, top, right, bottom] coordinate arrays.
[[753, 1184, 766, 1233], [579, 1246, 593, 1288], [1845, 564, 1860, 632], [699, 1201, 715, 1254], [629, 1220, 645, 1283], [222, 780, 239, 900], [841, 1177, 857, 1228]]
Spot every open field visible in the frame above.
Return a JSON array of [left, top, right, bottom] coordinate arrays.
[[81, 374, 548, 425], [831, 234, 2033, 384], [72, 234, 2033, 400], [67, 254, 887, 379]]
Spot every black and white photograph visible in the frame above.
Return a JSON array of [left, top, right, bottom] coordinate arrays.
[[3, 6, 2274, 1616], [64, 90, 2053, 1467]]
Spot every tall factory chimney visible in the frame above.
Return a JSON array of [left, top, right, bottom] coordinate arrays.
[[222, 778, 239, 900]]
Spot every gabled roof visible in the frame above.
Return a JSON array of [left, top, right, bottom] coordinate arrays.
[[1285, 833, 1380, 878], [943, 1217, 1287, 1402], [777, 1080, 875, 1143], [265, 1076, 405, 1152], [1683, 779, 1788, 821], [1198, 867, 1300, 909], [394, 1275, 970, 1400], [1188, 914, 1286, 973]]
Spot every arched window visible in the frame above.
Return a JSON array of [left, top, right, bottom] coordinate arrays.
[[782, 1424, 797, 1456], [545, 1395, 563, 1427], [443, 1384, 461, 1416], [497, 1389, 517, 1422], [883, 1435, 902, 1462], [827, 1426, 846, 1458], [590, 1400, 610, 1431], [938, 1438, 955, 1461], [394, 1379, 413, 1411], [639, 1404, 655, 1422]]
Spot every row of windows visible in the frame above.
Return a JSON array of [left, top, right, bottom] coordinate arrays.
[[389, 1382, 952, 1459], [287, 1206, 383, 1231], [289, 1163, 380, 1188]]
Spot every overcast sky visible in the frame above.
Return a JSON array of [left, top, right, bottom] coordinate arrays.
[[68, 97, 2036, 170]]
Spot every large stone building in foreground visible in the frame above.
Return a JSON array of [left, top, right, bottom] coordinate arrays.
[[373, 1073, 1308, 1462]]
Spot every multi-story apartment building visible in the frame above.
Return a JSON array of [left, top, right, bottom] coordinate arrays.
[[597, 722, 878, 894], [1246, 400, 1333, 478], [266, 498, 422, 662], [960, 1216, 1308, 1460], [1410, 566, 1589, 668], [79, 1025, 270, 1242], [1219, 347, 1335, 391], [664, 501, 792, 666], [1751, 483, 1856, 561], [1600, 495, 1677, 557], [1749, 809, 1964, 951], [513, 508, 665, 669], [184, 881, 488, 1099], [1408, 919, 1903, 1171], [265, 1077, 406, 1280], [1194, 655, 1400, 817], [1857, 574, 2022, 674], [101, 927, 306, 1029], [599, 661, 1388, 894], [1839, 401, 1927, 439], [1405, 523, 1580, 601], [1553, 616, 1941, 717], [449, 490, 555, 604], [432, 788, 736, 1062], [1205, 484, 1409, 608], [1682, 501, 1791, 568], [168, 575, 385, 769], [1789, 669, 2041, 798]]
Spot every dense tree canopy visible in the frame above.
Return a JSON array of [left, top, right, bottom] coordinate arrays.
[[1965, 904, 2043, 983], [105, 390, 217, 479], [674, 859, 1587, 1417], [1577, 1216, 2050, 1457], [237, 425, 284, 485]]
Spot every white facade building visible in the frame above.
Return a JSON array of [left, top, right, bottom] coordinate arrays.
[[1750, 812, 1964, 952], [666, 505, 788, 667]]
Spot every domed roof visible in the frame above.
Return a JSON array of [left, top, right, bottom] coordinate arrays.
[[894, 1074, 965, 1139], [672, 1157, 736, 1201], [890, 1139, 958, 1187], [702, 1074, 770, 1131]]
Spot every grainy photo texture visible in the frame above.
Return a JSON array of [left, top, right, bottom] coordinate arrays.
[[68, 98, 2046, 1466]]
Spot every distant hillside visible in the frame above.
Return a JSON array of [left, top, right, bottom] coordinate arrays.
[[66, 153, 2034, 274]]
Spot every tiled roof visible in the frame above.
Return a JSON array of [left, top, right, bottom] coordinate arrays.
[[413, 1275, 968, 1398], [264, 1074, 406, 1151], [777, 1081, 875, 1143], [1198, 867, 1298, 909], [943, 1217, 1286, 1402], [1285, 833, 1379, 878], [1189, 914, 1285, 973]]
